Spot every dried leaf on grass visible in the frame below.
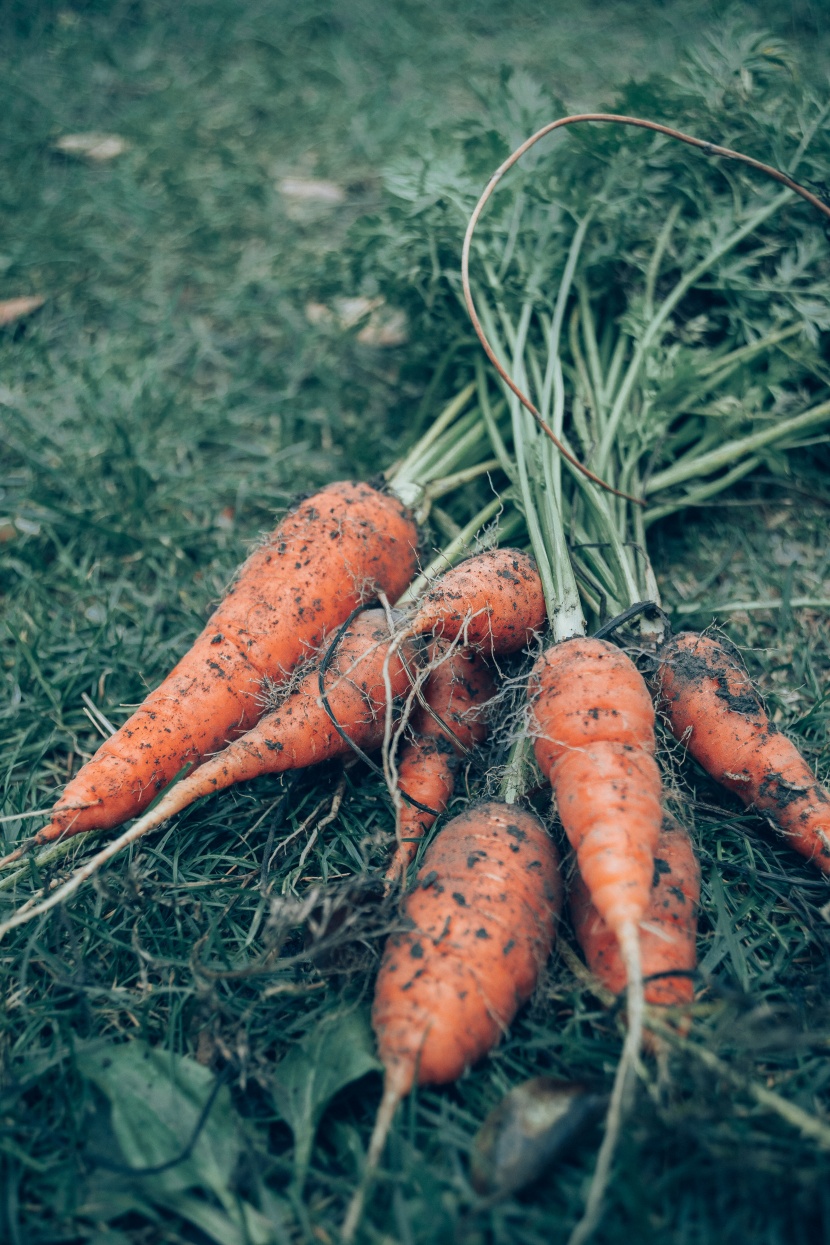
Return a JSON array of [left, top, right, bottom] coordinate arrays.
[[470, 1077, 607, 1198], [278, 176, 346, 204], [53, 133, 130, 160], [278, 176, 347, 222], [305, 296, 408, 346], [0, 296, 45, 326]]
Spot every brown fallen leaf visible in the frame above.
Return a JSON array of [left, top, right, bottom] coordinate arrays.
[[278, 176, 345, 205], [53, 133, 130, 161], [356, 306, 408, 348], [304, 301, 335, 327], [0, 296, 45, 327], [304, 296, 408, 347], [470, 1077, 607, 1199]]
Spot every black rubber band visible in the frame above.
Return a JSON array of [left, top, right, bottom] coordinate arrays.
[[592, 600, 672, 641], [87, 1067, 229, 1177]]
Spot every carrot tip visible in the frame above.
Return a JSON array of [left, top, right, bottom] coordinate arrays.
[[0, 846, 26, 870]]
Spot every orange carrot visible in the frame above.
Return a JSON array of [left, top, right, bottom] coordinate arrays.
[[658, 631, 830, 872], [385, 641, 495, 883], [529, 635, 663, 1245], [0, 609, 421, 941], [81, 610, 417, 840], [35, 482, 418, 845], [342, 801, 561, 1241], [410, 548, 546, 654], [570, 813, 700, 1012], [531, 638, 663, 946]]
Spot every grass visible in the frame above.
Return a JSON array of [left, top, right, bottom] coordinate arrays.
[[2, 1, 830, 1242]]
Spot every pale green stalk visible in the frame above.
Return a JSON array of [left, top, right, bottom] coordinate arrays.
[[645, 399, 830, 493], [595, 189, 793, 473], [394, 495, 521, 607]]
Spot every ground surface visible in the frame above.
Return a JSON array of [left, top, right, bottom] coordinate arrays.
[[2, 2, 830, 1243]]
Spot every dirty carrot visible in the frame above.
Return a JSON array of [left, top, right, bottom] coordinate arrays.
[[530, 635, 663, 1245], [342, 800, 562, 1242], [658, 630, 830, 872], [531, 638, 663, 947], [0, 609, 419, 940], [375, 547, 543, 827], [385, 641, 495, 883], [409, 547, 546, 654], [570, 812, 700, 1014], [31, 482, 418, 849]]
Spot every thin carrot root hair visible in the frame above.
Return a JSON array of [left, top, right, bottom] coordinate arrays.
[[341, 1070, 407, 1245], [379, 627, 454, 837], [384, 637, 496, 886]]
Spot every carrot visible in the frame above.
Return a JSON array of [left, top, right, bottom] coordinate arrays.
[[570, 813, 700, 1015], [410, 547, 546, 654], [658, 631, 830, 872], [529, 635, 663, 1245], [342, 800, 562, 1241], [32, 482, 418, 847], [531, 637, 663, 942], [385, 641, 495, 883], [374, 548, 543, 841], [0, 609, 420, 940]]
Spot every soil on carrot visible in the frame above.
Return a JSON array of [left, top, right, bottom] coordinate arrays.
[[2, 3, 830, 1244]]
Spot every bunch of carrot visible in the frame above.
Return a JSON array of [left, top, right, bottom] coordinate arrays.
[[4, 92, 830, 1245]]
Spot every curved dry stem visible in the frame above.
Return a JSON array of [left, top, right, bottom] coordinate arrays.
[[383, 628, 475, 868], [380, 624, 418, 834], [462, 111, 830, 511], [567, 920, 644, 1245]]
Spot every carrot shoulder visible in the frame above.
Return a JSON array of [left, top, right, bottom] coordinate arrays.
[[38, 482, 418, 843], [658, 631, 830, 872], [410, 548, 546, 654]]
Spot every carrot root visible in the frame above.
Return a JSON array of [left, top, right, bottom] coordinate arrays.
[[347, 801, 561, 1237], [341, 1073, 406, 1245], [37, 481, 419, 843], [0, 610, 419, 942], [410, 548, 546, 655], [530, 637, 662, 1243], [571, 813, 700, 1016], [385, 640, 495, 884], [658, 631, 830, 872], [568, 924, 644, 1245]]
